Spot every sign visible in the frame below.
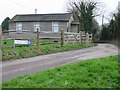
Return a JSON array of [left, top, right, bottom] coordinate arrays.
[[14, 39, 32, 45]]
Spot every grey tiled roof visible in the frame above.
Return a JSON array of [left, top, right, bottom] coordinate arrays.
[[10, 13, 72, 22]]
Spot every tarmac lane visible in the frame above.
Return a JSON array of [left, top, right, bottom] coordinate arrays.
[[2, 44, 118, 82]]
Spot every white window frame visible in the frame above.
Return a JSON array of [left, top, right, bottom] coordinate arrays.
[[34, 22, 40, 32], [52, 22, 59, 32], [16, 22, 22, 33]]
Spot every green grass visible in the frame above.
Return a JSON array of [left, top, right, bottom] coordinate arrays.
[[2, 40, 14, 47], [2, 55, 119, 88], [2, 40, 95, 60]]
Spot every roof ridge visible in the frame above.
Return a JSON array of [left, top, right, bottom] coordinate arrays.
[[16, 13, 72, 16], [10, 13, 72, 22]]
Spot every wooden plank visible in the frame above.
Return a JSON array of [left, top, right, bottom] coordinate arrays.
[[40, 31, 61, 34], [40, 37, 61, 39], [8, 30, 32, 32]]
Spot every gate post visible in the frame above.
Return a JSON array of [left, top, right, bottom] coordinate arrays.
[[60, 29, 64, 47], [36, 28, 40, 48], [89, 33, 93, 43], [79, 31, 82, 44]]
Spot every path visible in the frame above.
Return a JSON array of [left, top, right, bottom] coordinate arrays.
[[1, 44, 118, 82]]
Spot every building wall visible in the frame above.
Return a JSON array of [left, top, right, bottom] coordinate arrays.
[[59, 22, 67, 32], [71, 24, 79, 33], [22, 22, 34, 31], [9, 22, 16, 30], [9, 22, 35, 31], [68, 16, 74, 32], [9, 21, 68, 31], [40, 22, 52, 31], [9, 21, 69, 39]]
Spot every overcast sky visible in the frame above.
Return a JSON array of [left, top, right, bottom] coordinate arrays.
[[0, 0, 119, 25]]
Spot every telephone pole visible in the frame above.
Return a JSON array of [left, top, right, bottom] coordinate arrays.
[[101, 15, 104, 31], [102, 15, 104, 27], [35, 9, 37, 14]]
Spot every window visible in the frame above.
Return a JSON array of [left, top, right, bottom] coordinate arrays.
[[52, 22, 59, 32], [16, 23, 22, 33], [34, 22, 40, 32]]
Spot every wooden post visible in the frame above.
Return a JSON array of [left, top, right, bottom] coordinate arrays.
[[60, 29, 64, 47], [86, 33, 89, 43], [13, 38, 15, 48], [36, 28, 39, 48], [79, 31, 82, 44], [89, 34, 93, 43], [82, 31, 86, 43]]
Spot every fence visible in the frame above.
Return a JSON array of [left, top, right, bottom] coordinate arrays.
[[1, 29, 92, 48], [1, 30, 36, 48], [61, 30, 92, 46], [37, 30, 92, 46]]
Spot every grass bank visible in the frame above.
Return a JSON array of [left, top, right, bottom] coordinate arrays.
[[2, 55, 119, 88], [2, 40, 95, 60]]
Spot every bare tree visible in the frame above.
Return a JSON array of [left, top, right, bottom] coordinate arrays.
[[67, 0, 101, 34]]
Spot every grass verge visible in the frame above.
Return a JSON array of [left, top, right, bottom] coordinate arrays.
[[2, 40, 95, 60], [2, 55, 119, 88]]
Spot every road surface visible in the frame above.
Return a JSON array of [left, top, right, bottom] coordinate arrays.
[[1, 44, 118, 82]]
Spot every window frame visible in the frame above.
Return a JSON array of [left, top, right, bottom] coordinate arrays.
[[34, 22, 40, 32], [52, 22, 59, 32], [16, 22, 22, 33]]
